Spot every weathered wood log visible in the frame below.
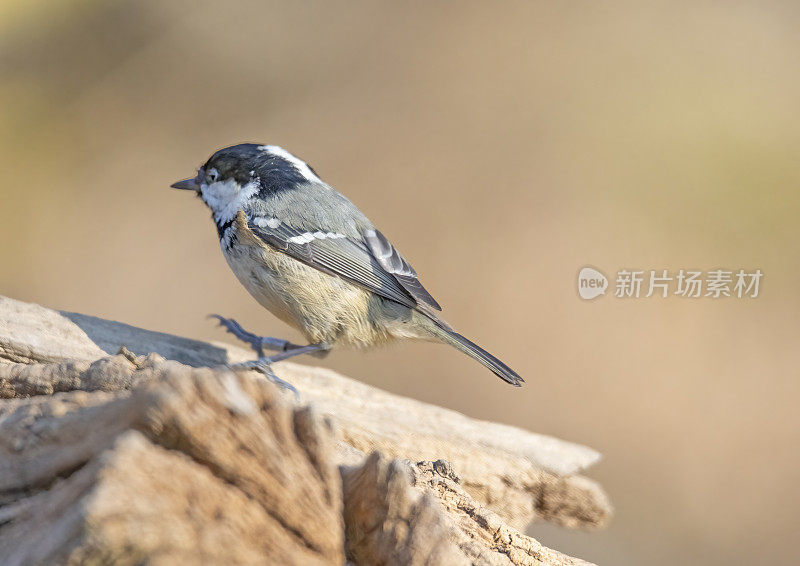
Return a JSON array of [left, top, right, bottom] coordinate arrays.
[[0, 367, 343, 565], [342, 454, 592, 566], [0, 295, 611, 564]]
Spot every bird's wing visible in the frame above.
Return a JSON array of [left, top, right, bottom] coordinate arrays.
[[362, 229, 441, 311], [242, 213, 441, 312], [244, 214, 417, 309]]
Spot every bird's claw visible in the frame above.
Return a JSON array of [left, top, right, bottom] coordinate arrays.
[[229, 357, 299, 399], [209, 314, 295, 357]]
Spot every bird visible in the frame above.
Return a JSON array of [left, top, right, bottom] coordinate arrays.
[[171, 143, 523, 392]]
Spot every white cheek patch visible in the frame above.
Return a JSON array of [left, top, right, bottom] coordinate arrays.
[[201, 179, 260, 223], [258, 145, 321, 183]]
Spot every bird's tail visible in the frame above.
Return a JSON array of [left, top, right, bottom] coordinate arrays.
[[433, 325, 524, 387]]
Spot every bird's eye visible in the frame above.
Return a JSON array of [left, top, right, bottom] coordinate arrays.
[[207, 168, 220, 182]]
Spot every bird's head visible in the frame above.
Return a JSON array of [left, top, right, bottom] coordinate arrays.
[[171, 143, 320, 225]]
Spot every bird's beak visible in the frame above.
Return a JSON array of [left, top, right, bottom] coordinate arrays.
[[170, 177, 200, 191]]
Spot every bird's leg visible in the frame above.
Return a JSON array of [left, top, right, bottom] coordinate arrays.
[[210, 314, 303, 358], [229, 342, 331, 398]]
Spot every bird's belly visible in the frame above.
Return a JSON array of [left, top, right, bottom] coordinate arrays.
[[222, 242, 386, 347]]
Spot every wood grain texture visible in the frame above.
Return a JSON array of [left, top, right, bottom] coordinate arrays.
[[0, 295, 611, 565]]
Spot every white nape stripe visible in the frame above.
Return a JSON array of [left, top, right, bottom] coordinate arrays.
[[287, 231, 346, 244], [258, 145, 320, 182]]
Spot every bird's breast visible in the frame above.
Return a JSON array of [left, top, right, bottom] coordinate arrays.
[[222, 242, 294, 325]]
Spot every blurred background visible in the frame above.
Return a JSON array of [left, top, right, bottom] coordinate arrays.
[[1, 1, 798, 564]]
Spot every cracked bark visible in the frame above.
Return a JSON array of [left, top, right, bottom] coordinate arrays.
[[0, 295, 610, 565]]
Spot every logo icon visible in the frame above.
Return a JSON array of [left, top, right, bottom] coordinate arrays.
[[578, 267, 608, 300]]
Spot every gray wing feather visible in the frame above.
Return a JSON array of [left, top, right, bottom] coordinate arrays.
[[248, 219, 418, 309], [363, 229, 442, 311]]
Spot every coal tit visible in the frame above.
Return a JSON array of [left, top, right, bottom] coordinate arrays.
[[171, 143, 523, 390]]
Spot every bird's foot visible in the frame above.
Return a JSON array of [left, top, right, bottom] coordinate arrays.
[[210, 314, 301, 358], [229, 357, 299, 399]]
